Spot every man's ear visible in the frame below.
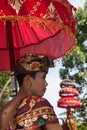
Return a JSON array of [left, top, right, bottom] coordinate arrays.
[[24, 75, 33, 83], [23, 75, 30, 82]]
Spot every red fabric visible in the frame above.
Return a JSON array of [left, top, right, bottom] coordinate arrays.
[[18, 0, 77, 34], [0, 1, 16, 15], [58, 96, 81, 108], [59, 87, 79, 97], [18, 0, 50, 16], [0, 0, 77, 71], [6, 96, 58, 130], [16, 96, 58, 130]]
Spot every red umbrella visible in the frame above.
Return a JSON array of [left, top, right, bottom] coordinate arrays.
[[0, 0, 77, 71], [58, 77, 81, 130], [0, 0, 77, 96]]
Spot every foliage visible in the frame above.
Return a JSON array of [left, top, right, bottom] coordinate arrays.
[[59, 0, 87, 129], [0, 71, 12, 107]]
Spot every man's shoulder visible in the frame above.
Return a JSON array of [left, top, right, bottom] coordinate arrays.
[[18, 96, 52, 108]]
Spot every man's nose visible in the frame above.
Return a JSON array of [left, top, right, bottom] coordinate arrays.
[[45, 80, 48, 86]]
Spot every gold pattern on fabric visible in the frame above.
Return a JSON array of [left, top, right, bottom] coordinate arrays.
[[18, 98, 28, 108], [40, 2, 61, 22], [16, 106, 56, 122], [8, 0, 26, 13], [29, 0, 42, 16], [16, 97, 58, 128], [8, 0, 42, 15]]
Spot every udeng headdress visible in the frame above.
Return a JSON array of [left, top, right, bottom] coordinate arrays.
[[15, 54, 54, 75]]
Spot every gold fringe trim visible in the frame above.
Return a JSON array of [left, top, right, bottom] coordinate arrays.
[[0, 15, 77, 53]]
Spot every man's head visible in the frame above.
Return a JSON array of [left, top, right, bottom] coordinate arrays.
[[15, 54, 54, 74], [15, 54, 54, 86]]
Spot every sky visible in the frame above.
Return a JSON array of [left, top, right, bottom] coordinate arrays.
[[44, 0, 85, 119], [69, 0, 85, 8]]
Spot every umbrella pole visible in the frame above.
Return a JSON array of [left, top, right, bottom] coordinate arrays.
[[67, 108, 77, 130], [6, 20, 17, 96]]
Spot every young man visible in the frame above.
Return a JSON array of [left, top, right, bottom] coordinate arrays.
[[0, 54, 63, 130]]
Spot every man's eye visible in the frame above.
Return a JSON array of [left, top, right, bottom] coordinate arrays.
[[42, 75, 46, 79]]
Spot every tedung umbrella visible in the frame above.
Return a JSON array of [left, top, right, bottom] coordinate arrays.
[[0, 0, 77, 70], [58, 76, 81, 130], [0, 0, 77, 93]]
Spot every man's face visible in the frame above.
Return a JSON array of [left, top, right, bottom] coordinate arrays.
[[30, 72, 48, 97]]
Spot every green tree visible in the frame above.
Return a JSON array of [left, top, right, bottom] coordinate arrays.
[[59, 0, 87, 129], [0, 71, 12, 107]]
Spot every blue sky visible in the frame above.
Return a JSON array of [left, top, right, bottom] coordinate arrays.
[[69, 0, 85, 8], [44, 0, 85, 119]]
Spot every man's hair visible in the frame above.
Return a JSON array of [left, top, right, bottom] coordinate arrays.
[[16, 70, 48, 87], [16, 72, 37, 87]]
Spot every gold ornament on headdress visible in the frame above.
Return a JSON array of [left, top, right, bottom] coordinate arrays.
[[15, 54, 54, 75]]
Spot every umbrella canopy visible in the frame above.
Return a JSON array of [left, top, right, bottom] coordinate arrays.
[[57, 77, 81, 108], [57, 77, 81, 130], [0, 0, 77, 71]]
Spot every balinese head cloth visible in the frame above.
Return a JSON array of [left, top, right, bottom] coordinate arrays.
[[15, 54, 54, 75]]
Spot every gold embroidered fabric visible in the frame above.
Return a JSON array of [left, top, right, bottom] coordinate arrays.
[[15, 96, 58, 129]]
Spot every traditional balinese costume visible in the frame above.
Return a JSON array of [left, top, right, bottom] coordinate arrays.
[[6, 54, 59, 130], [15, 96, 58, 130]]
